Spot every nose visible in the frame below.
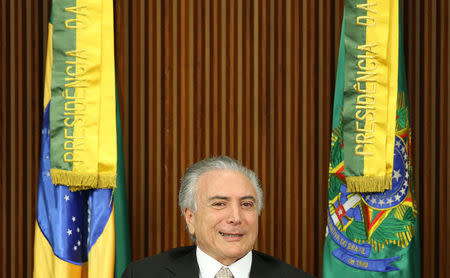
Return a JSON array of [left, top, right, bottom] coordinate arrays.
[[226, 203, 242, 225]]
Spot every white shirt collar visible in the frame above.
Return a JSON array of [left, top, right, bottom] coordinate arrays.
[[196, 246, 252, 278]]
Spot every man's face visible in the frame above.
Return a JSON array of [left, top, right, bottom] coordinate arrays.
[[184, 169, 259, 266]]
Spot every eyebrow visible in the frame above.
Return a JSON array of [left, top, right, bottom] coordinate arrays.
[[208, 195, 257, 202]]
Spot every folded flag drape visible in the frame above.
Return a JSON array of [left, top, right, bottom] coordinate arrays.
[[342, 0, 398, 193], [323, 0, 420, 276], [34, 1, 131, 277], [48, 0, 117, 191]]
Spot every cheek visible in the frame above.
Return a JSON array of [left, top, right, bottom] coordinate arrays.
[[198, 212, 224, 232], [244, 213, 259, 230]]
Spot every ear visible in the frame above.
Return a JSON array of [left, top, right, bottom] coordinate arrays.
[[184, 208, 195, 235]]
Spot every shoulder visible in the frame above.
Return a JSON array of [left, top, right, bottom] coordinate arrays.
[[121, 246, 196, 278], [252, 250, 315, 278]]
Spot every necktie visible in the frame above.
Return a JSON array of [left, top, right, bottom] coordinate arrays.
[[214, 267, 234, 278]]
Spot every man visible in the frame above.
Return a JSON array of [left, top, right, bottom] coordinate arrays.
[[122, 156, 313, 278]]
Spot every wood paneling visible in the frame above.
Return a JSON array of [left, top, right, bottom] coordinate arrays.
[[404, 1, 450, 277], [0, 0, 448, 277], [1, 1, 49, 277]]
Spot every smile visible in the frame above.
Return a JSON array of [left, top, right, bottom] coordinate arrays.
[[219, 232, 243, 238]]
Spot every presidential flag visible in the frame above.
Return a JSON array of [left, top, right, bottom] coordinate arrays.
[[322, 0, 420, 276], [34, 0, 131, 277]]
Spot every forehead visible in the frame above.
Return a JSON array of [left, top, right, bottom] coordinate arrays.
[[196, 169, 256, 198]]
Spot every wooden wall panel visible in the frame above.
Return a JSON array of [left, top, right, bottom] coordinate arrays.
[[0, 1, 49, 277], [0, 0, 448, 277], [404, 1, 450, 277]]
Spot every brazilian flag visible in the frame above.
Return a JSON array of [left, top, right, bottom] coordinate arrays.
[[33, 1, 131, 277], [322, 0, 421, 276]]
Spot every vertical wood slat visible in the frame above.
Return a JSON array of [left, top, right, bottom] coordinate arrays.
[[437, 2, 449, 278], [0, 0, 48, 278], [0, 2, 7, 276], [422, 1, 436, 276], [9, 1, 17, 276], [0, 1, 448, 277], [300, 0, 308, 267]]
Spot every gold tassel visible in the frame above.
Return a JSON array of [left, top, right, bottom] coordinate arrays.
[[50, 169, 116, 191], [346, 175, 392, 193], [98, 174, 117, 189]]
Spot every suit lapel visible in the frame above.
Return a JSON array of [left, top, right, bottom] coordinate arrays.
[[249, 252, 264, 278], [165, 247, 200, 278], [249, 252, 277, 278]]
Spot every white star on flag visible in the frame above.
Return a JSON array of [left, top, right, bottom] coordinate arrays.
[[396, 140, 402, 148], [67, 229, 72, 236], [378, 199, 385, 205], [393, 170, 402, 182], [74, 246, 77, 251], [77, 227, 80, 233], [394, 194, 401, 201], [371, 197, 377, 204], [64, 195, 70, 202], [400, 187, 406, 195], [72, 216, 76, 222], [77, 240, 81, 246], [386, 198, 393, 205]]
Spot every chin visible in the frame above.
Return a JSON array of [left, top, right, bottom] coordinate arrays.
[[223, 246, 249, 258]]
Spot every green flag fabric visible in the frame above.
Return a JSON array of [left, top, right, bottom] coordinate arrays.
[[322, 1, 420, 277], [114, 88, 132, 278]]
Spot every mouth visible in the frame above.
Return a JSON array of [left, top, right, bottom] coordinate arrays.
[[219, 231, 244, 241]]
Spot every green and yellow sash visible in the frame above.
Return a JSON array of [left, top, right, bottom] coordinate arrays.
[[48, 0, 116, 190], [343, 0, 398, 192]]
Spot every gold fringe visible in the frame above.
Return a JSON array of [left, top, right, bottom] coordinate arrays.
[[346, 175, 392, 193], [362, 225, 415, 251], [405, 230, 411, 241], [98, 174, 117, 188], [394, 205, 407, 220], [50, 169, 116, 191]]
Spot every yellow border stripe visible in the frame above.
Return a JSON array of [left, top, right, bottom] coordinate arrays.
[[363, 0, 398, 183], [33, 224, 87, 278]]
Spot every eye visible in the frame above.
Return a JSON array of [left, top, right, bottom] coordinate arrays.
[[212, 202, 225, 207], [241, 201, 255, 208]]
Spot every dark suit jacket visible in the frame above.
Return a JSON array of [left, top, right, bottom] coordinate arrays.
[[122, 245, 314, 278]]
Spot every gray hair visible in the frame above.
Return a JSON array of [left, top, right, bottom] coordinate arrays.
[[179, 155, 264, 217]]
